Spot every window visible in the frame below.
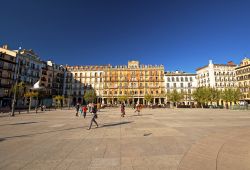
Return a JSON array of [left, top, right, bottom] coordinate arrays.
[[166, 83, 169, 88], [0, 61, 4, 68]]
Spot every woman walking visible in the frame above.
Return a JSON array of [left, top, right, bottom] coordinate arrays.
[[87, 105, 99, 130], [121, 103, 125, 117]]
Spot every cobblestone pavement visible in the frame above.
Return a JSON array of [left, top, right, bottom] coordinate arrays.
[[0, 108, 250, 170]]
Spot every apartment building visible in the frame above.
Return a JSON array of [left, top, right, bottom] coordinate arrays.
[[164, 71, 197, 105], [65, 65, 105, 105], [235, 58, 250, 103], [103, 61, 165, 105], [0, 45, 17, 107], [196, 60, 236, 89]]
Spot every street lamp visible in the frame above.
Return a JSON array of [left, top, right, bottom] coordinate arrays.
[[11, 47, 21, 116]]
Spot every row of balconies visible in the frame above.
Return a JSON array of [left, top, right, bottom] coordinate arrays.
[[237, 75, 250, 81], [0, 74, 13, 79], [0, 83, 12, 88], [236, 68, 250, 74], [0, 65, 15, 72], [104, 86, 165, 89], [166, 86, 194, 89]]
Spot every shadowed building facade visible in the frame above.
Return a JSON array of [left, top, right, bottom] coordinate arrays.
[[0, 45, 17, 107], [40, 60, 65, 106]]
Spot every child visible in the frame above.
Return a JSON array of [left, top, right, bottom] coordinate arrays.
[[79, 105, 83, 117], [83, 105, 87, 118]]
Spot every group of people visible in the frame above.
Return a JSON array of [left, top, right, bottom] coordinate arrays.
[[75, 103, 88, 118], [76, 102, 142, 130], [120, 103, 142, 117], [75, 102, 98, 130]]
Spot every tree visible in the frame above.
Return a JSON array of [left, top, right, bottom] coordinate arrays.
[[84, 89, 97, 103], [144, 94, 153, 105], [207, 88, 221, 106], [53, 95, 64, 109], [24, 91, 38, 113], [166, 89, 184, 108], [118, 95, 128, 104], [11, 82, 25, 105], [222, 88, 243, 109], [192, 87, 210, 108], [233, 88, 243, 103]]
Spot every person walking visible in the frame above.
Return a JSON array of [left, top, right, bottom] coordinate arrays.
[[79, 105, 83, 117], [75, 103, 80, 116], [121, 103, 125, 117], [87, 104, 98, 130], [83, 105, 87, 118], [134, 103, 141, 115]]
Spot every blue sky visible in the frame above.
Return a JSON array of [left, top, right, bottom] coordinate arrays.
[[1, 0, 250, 72]]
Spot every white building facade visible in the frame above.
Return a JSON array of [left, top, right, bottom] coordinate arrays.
[[64, 65, 106, 105], [196, 60, 236, 89], [164, 71, 197, 105]]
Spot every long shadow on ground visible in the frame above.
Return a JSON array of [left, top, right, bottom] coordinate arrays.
[[0, 126, 84, 141], [100, 121, 133, 128]]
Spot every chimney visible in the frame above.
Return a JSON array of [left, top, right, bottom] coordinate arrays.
[[227, 61, 235, 66], [2, 44, 8, 49]]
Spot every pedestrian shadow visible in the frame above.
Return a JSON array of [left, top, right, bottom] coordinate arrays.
[[101, 121, 133, 128], [130, 114, 153, 117], [0, 126, 84, 141], [0, 121, 45, 127], [0, 138, 6, 142]]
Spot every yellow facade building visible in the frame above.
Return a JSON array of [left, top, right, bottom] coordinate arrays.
[[235, 58, 250, 103], [103, 61, 165, 105]]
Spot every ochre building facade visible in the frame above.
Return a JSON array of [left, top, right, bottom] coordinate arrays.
[[103, 61, 165, 105]]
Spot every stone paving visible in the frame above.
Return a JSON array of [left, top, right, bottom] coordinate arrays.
[[0, 108, 250, 170]]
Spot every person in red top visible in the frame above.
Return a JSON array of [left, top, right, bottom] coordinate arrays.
[[83, 105, 87, 118]]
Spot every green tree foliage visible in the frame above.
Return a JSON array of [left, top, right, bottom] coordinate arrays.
[[192, 87, 210, 108], [207, 88, 221, 104], [53, 95, 64, 108], [222, 88, 243, 108], [84, 89, 97, 103], [166, 89, 184, 108], [144, 94, 153, 105], [24, 91, 38, 112], [118, 95, 128, 103], [11, 82, 25, 99]]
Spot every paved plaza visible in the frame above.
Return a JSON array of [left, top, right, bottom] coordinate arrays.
[[0, 108, 250, 170]]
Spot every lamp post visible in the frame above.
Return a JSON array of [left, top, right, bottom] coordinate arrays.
[[11, 47, 21, 117]]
